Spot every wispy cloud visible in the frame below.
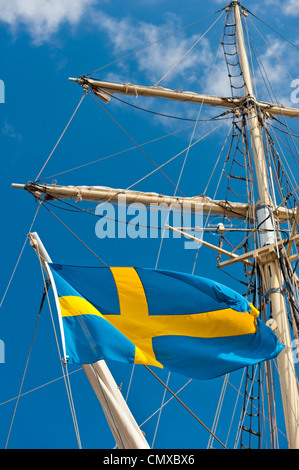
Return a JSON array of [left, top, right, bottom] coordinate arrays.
[[246, 32, 297, 106], [213, 0, 299, 17], [263, 0, 299, 16], [3, 2, 294, 109], [95, 9, 296, 101], [0, 0, 96, 44], [93, 9, 298, 124], [284, 0, 299, 16]]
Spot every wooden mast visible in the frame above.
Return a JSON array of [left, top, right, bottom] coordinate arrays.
[[232, 1, 299, 449]]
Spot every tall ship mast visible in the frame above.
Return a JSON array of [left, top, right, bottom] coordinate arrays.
[[3, 1, 299, 450]]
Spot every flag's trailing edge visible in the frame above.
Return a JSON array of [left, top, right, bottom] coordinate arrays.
[[48, 264, 284, 380]]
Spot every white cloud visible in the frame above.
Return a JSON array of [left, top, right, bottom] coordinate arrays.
[[249, 35, 297, 106], [95, 12, 216, 87], [284, 0, 299, 16], [2, 121, 22, 141], [0, 0, 96, 44]]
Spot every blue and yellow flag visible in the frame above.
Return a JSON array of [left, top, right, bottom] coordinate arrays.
[[48, 264, 284, 380]]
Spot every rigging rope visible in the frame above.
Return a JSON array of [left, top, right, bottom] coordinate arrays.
[[225, 369, 246, 447], [155, 21, 226, 271], [108, 92, 232, 122], [90, 365, 126, 450], [144, 365, 227, 449], [151, 371, 171, 448], [21, 3, 299, 449], [234, 364, 258, 448], [207, 373, 230, 449], [154, 11, 225, 87], [248, 17, 295, 85], [0, 368, 82, 407], [267, 123, 299, 194], [46, 118, 228, 231], [203, 123, 234, 195], [125, 364, 136, 402], [42, 204, 108, 267], [244, 15, 299, 171], [83, 9, 224, 77], [247, 8, 299, 52], [0, 201, 41, 310], [128, 121, 228, 194], [147, 24, 226, 431], [4, 279, 50, 449], [36, 123, 203, 183], [139, 378, 192, 428], [87, 91, 186, 198]]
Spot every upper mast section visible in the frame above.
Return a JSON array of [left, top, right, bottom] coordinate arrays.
[[232, 1, 272, 207]]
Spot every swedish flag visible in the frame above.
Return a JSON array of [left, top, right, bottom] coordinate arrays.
[[48, 264, 284, 380]]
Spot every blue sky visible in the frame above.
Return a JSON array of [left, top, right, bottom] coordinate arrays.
[[0, 0, 299, 450]]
